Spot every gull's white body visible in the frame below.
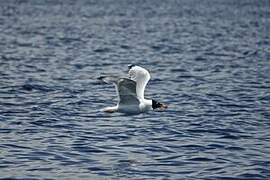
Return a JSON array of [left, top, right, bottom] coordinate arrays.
[[100, 65, 153, 114]]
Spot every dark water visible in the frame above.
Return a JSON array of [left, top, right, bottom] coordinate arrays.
[[1, 0, 270, 179]]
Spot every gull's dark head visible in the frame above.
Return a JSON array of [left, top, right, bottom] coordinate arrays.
[[152, 99, 168, 110]]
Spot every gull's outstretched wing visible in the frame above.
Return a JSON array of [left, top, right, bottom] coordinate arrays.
[[99, 76, 140, 106], [117, 78, 140, 105], [128, 65, 151, 100]]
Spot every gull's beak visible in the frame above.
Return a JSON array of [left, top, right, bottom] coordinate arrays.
[[160, 103, 168, 110]]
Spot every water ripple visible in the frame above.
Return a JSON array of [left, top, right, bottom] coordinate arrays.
[[0, 0, 270, 179]]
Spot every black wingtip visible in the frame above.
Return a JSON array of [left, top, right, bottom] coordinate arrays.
[[128, 64, 135, 70], [97, 76, 104, 80]]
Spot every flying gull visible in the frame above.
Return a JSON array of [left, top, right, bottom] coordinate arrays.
[[99, 65, 168, 114]]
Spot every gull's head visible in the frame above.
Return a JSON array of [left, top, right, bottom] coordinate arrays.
[[152, 99, 168, 111]]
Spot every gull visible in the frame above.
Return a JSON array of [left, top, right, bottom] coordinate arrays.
[[98, 65, 168, 114]]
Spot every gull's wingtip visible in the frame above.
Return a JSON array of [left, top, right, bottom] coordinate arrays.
[[97, 76, 109, 84], [98, 76, 119, 84], [97, 76, 104, 80], [97, 76, 106, 82], [128, 64, 135, 70]]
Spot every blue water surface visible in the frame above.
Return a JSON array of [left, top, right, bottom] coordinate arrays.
[[0, 0, 270, 179]]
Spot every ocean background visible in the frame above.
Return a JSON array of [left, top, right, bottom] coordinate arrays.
[[0, 0, 270, 179]]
